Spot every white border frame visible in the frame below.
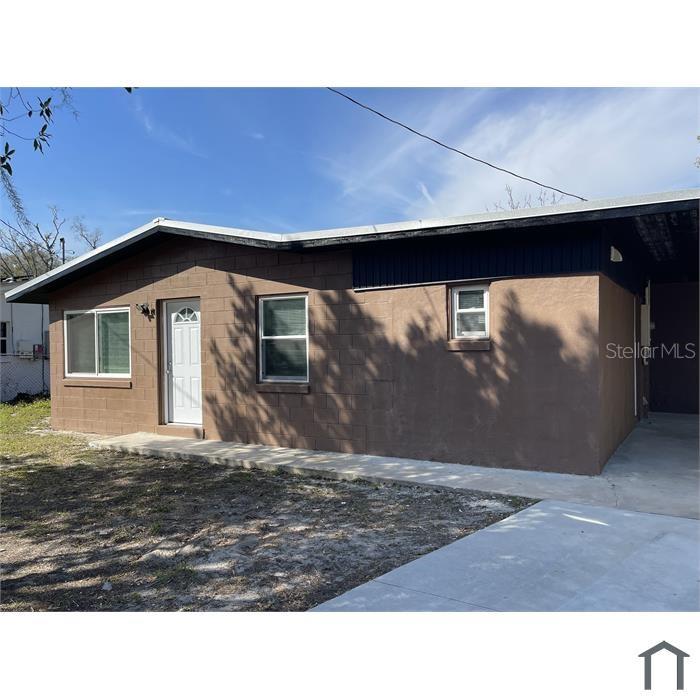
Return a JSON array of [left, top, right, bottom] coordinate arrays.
[[258, 294, 309, 383], [451, 284, 489, 339], [63, 307, 132, 378]]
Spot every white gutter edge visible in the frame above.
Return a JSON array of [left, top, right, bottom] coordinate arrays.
[[5, 219, 160, 303], [282, 188, 700, 242], [6, 188, 699, 303], [4, 220, 280, 302]]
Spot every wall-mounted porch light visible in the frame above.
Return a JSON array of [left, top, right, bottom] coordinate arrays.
[[610, 245, 623, 262], [135, 302, 156, 320]]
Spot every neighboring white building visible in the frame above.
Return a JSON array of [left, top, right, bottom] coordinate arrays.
[[1, 278, 50, 401]]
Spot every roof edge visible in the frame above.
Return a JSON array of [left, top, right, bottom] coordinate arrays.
[[5, 188, 699, 304], [282, 188, 700, 243]]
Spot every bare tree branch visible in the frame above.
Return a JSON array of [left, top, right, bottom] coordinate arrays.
[[0, 205, 104, 279], [71, 217, 102, 250], [0, 205, 65, 278], [490, 185, 565, 211]]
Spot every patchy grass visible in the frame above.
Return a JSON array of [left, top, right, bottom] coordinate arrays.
[[1, 399, 536, 611], [153, 564, 198, 588], [0, 398, 82, 467]]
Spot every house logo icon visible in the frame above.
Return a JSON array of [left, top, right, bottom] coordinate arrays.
[[639, 641, 690, 691]]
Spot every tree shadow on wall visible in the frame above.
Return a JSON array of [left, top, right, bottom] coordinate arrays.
[[206, 275, 600, 474]]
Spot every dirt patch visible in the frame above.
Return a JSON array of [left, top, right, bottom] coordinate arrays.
[[1, 400, 535, 611]]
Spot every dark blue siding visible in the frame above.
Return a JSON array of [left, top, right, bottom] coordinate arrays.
[[353, 223, 606, 289]]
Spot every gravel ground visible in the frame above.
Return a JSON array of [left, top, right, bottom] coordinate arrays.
[[1, 400, 535, 611]]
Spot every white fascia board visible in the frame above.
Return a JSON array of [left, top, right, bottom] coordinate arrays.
[[282, 188, 700, 243], [4, 219, 280, 303], [161, 220, 282, 243], [5, 188, 698, 303], [5, 219, 161, 302]]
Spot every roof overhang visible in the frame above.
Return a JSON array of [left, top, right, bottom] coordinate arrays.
[[6, 188, 699, 304]]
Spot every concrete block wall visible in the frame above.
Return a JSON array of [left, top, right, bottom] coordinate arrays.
[[49, 234, 606, 474]]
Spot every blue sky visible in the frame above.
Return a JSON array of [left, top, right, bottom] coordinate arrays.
[[2, 87, 698, 253]]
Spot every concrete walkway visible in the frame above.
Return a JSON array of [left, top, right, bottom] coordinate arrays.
[[313, 500, 700, 612], [89, 419, 698, 613], [90, 412, 699, 518], [601, 412, 698, 518]]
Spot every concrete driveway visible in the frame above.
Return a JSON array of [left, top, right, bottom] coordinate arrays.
[[314, 500, 700, 612], [93, 413, 699, 612]]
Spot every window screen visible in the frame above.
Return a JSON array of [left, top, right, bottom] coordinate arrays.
[[98, 312, 130, 374], [452, 285, 489, 339], [66, 312, 97, 374], [65, 309, 130, 376]]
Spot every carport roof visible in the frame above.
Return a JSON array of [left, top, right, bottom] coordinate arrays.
[[5, 188, 699, 304]]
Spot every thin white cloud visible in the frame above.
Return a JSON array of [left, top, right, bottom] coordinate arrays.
[[250, 131, 265, 140], [324, 89, 487, 203], [317, 88, 699, 225], [131, 95, 207, 159], [421, 88, 698, 219], [417, 180, 438, 212]]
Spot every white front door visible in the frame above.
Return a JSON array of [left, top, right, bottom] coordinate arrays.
[[166, 299, 202, 424]]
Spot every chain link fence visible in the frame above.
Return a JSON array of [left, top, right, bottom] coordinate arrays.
[[0, 354, 50, 402]]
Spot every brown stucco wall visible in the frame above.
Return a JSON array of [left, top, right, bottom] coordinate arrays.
[[49, 235, 608, 474], [366, 276, 601, 473], [598, 275, 638, 469]]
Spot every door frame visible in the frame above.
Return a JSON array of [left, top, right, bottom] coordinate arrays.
[[160, 297, 202, 425]]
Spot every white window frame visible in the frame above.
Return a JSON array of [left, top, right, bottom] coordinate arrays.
[[63, 307, 132, 378], [451, 284, 489, 339], [258, 294, 309, 383]]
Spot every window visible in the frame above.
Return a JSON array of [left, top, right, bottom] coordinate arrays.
[[64, 308, 131, 377], [258, 295, 308, 382], [174, 307, 199, 323], [451, 285, 489, 339], [0, 321, 7, 354]]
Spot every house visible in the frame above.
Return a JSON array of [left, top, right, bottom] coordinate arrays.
[[638, 641, 690, 690], [5, 190, 698, 475], [0, 278, 50, 402]]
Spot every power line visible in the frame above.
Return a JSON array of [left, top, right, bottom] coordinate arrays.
[[327, 87, 587, 202]]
